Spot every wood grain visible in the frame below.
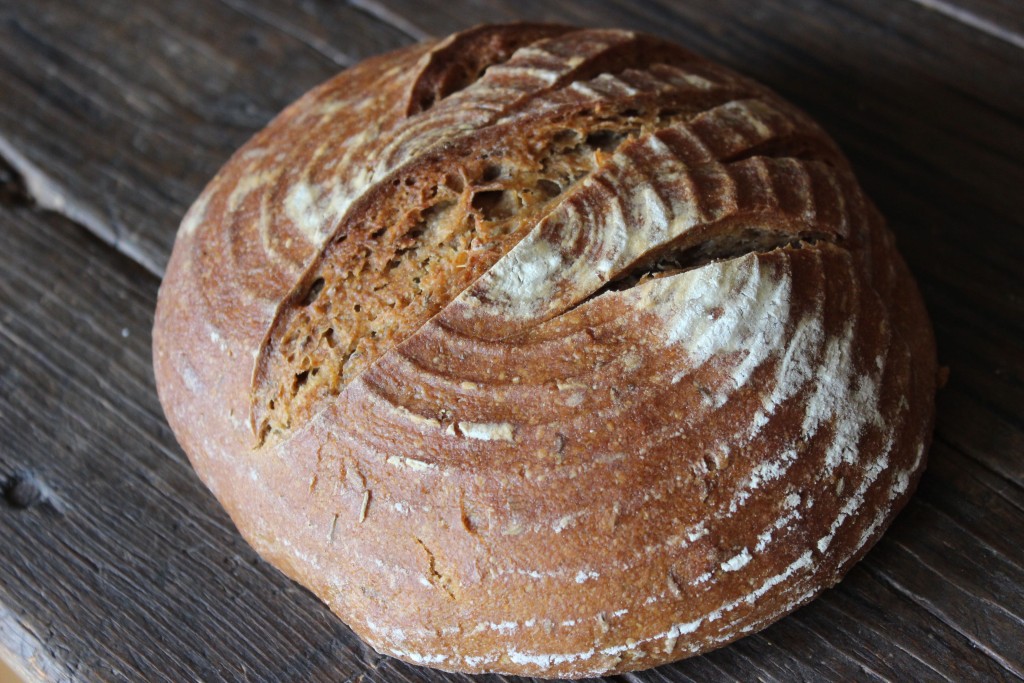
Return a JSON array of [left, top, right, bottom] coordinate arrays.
[[0, 0, 410, 275], [906, 0, 1024, 49], [0, 0, 1022, 680]]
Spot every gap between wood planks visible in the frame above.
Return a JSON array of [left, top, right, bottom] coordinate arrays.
[[346, 0, 431, 42], [0, 136, 163, 280], [906, 0, 1024, 50], [869, 563, 1024, 679], [216, 0, 355, 68]]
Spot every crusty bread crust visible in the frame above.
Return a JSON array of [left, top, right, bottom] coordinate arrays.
[[153, 24, 937, 678]]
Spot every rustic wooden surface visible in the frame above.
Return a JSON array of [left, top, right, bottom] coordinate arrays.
[[0, 0, 1021, 681]]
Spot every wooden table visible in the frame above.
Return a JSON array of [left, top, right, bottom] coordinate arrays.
[[1, 1, 1021, 681]]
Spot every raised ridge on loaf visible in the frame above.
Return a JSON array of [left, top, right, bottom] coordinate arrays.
[[153, 23, 937, 679]]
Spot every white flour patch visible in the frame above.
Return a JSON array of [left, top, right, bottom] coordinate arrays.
[[479, 550, 816, 670], [284, 181, 353, 243], [728, 448, 798, 515], [385, 455, 437, 472], [458, 421, 515, 442], [467, 232, 564, 321], [721, 547, 752, 572], [800, 320, 884, 478], [646, 257, 793, 409]]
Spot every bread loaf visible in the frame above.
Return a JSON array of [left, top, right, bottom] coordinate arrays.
[[153, 24, 937, 678]]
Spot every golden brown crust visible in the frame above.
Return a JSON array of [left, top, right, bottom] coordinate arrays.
[[153, 24, 937, 678]]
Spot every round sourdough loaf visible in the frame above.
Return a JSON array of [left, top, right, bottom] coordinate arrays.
[[153, 24, 937, 678]]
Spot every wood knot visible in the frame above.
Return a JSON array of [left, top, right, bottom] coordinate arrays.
[[2, 471, 62, 513]]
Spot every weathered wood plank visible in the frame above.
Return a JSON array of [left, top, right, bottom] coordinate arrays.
[[0, 0, 412, 275], [1, 0, 1023, 681], [906, 0, 1024, 49]]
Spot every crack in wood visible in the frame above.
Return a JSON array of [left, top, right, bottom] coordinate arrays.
[[215, 0, 356, 68], [868, 565, 1024, 679], [812, 592, 957, 682], [774, 612, 891, 682], [0, 136, 162, 278], [913, 498, 1024, 584], [347, 0, 431, 42], [933, 434, 1024, 502], [906, 0, 1024, 51]]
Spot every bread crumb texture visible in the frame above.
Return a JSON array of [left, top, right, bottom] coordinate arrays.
[[153, 24, 937, 679]]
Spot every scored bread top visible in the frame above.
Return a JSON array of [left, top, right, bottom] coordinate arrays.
[[153, 24, 937, 678]]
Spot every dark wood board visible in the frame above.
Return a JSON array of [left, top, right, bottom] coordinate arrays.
[[0, 0, 411, 276], [0, 0, 1022, 681]]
